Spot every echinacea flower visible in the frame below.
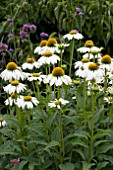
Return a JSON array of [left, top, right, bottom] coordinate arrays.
[[4, 93, 18, 106], [43, 37, 60, 53], [16, 95, 39, 109], [38, 51, 60, 65], [84, 40, 94, 47], [22, 57, 40, 70], [0, 118, 7, 128], [3, 80, 26, 94], [48, 98, 69, 109], [82, 62, 104, 80], [44, 67, 71, 86], [99, 54, 113, 71], [104, 96, 113, 104], [27, 72, 46, 82], [63, 29, 83, 40], [0, 62, 26, 82], [34, 40, 48, 54], [77, 40, 94, 53], [74, 58, 91, 69]]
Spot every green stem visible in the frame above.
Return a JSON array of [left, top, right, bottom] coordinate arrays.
[[58, 110, 65, 164], [104, 68, 107, 93], [60, 49, 63, 66], [88, 92, 96, 163], [83, 78, 87, 127], [16, 107, 26, 155], [69, 38, 75, 76]]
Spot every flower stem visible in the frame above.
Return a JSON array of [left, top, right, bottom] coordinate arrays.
[[58, 110, 65, 164], [69, 38, 75, 76], [88, 91, 96, 163]]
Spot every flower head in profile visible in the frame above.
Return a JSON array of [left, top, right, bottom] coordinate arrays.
[[104, 96, 113, 104], [22, 57, 40, 70], [0, 118, 7, 128], [3, 80, 26, 94], [99, 54, 113, 71], [43, 67, 71, 86], [34, 40, 48, 54], [84, 40, 94, 47], [1, 62, 26, 82], [48, 98, 69, 109], [77, 40, 94, 53], [74, 58, 91, 69], [27, 72, 46, 82], [38, 51, 60, 65], [4, 93, 18, 106], [63, 29, 83, 40], [16, 95, 39, 109], [82, 62, 104, 80]]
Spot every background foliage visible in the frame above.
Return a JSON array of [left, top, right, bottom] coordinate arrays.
[[0, 0, 113, 54]]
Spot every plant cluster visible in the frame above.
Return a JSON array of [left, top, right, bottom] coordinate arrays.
[[0, 0, 113, 170]]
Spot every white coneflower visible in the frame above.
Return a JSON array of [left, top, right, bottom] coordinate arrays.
[[99, 54, 113, 71], [1, 62, 26, 82], [0, 118, 7, 128], [27, 72, 46, 82], [37, 38, 60, 54], [3, 80, 26, 94], [82, 62, 104, 80], [22, 57, 40, 70], [48, 98, 69, 109], [38, 51, 60, 65], [74, 58, 91, 69], [34, 40, 48, 54], [4, 93, 18, 106], [63, 29, 83, 40], [44, 67, 71, 86], [16, 95, 39, 109], [104, 96, 113, 104]]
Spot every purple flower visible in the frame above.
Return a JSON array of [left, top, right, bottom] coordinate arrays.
[[7, 18, 13, 25], [29, 24, 37, 30], [1, 59, 5, 63], [79, 12, 84, 18], [9, 48, 14, 52], [22, 24, 37, 31], [22, 24, 30, 30], [40, 32, 48, 37], [8, 33, 14, 38], [19, 30, 28, 38], [1, 52, 6, 56], [0, 68, 3, 71], [0, 43, 8, 50], [75, 8, 81, 13]]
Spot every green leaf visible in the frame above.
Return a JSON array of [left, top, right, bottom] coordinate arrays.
[[97, 162, 109, 170], [82, 161, 95, 170], [94, 129, 112, 140], [17, 160, 28, 170], [59, 162, 75, 170], [97, 143, 113, 153], [51, 127, 61, 142], [44, 140, 60, 151], [65, 131, 90, 141], [68, 138, 88, 148], [46, 111, 57, 128], [94, 140, 110, 147]]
